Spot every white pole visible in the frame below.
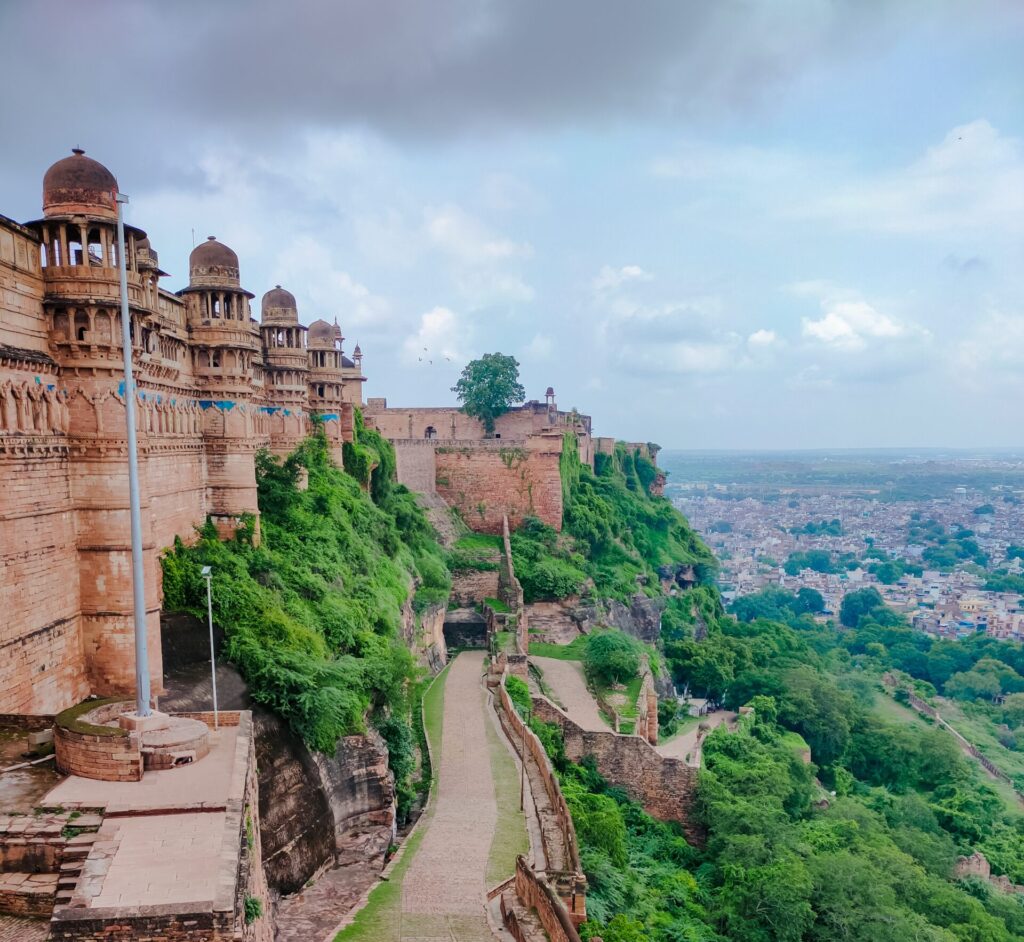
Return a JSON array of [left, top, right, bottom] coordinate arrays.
[[116, 193, 151, 718], [205, 572, 219, 730]]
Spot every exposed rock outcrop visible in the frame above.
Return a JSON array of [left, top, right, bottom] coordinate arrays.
[[255, 710, 396, 894], [568, 594, 666, 644]]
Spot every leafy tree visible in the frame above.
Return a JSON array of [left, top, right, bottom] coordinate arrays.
[[840, 587, 885, 628], [584, 631, 642, 686], [784, 549, 835, 575], [451, 352, 525, 436], [795, 587, 825, 614]]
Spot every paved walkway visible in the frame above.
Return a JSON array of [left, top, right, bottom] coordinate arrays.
[[530, 656, 607, 732], [331, 651, 508, 942], [398, 651, 498, 940], [656, 711, 736, 763], [0, 915, 48, 942]]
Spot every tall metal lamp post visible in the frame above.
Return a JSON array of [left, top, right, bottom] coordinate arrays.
[[201, 566, 219, 730], [115, 191, 151, 719]]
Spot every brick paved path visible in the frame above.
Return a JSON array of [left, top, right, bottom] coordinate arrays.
[[530, 656, 607, 732], [398, 650, 498, 940], [0, 915, 49, 942]]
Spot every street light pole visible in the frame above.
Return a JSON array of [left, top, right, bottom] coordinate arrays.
[[201, 567, 219, 730], [116, 192, 151, 718], [519, 706, 529, 812]]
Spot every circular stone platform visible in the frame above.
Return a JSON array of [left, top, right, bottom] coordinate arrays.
[[139, 717, 211, 770]]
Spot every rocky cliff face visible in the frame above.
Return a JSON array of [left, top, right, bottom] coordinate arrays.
[[400, 598, 448, 674], [255, 710, 396, 894], [571, 594, 666, 644]]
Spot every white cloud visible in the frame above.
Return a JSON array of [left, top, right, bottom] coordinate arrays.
[[525, 333, 553, 358], [401, 306, 466, 366], [592, 264, 653, 293], [795, 283, 928, 353], [804, 120, 1024, 235], [424, 203, 532, 263], [802, 301, 914, 351], [455, 269, 534, 305], [274, 236, 391, 328], [747, 328, 777, 347], [952, 310, 1024, 389]]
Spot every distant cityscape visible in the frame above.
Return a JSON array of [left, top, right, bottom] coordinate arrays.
[[662, 450, 1024, 642]]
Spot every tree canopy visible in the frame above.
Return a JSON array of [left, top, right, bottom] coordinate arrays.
[[451, 352, 525, 435]]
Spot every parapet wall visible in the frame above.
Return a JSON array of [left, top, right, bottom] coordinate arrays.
[[508, 856, 581, 942]]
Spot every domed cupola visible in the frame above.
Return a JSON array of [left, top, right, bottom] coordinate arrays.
[[42, 148, 118, 220], [261, 285, 298, 325], [307, 319, 337, 348], [189, 236, 240, 288]]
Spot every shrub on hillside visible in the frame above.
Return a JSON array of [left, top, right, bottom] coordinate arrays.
[[584, 631, 642, 686]]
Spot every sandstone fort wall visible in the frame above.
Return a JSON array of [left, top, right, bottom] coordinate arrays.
[[434, 436, 564, 533]]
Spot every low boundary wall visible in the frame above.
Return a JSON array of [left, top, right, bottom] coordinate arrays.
[[509, 855, 581, 942], [493, 670, 586, 934]]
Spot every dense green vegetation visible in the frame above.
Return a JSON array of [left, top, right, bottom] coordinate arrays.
[[510, 437, 716, 602], [907, 518, 989, 570], [162, 426, 450, 816], [539, 582, 1024, 941]]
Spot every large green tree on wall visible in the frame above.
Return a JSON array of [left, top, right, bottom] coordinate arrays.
[[451, 352, 526, 436]]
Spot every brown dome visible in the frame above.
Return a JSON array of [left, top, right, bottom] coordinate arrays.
[[43, 149, 119, 220], [308, 318, 335, 347], [261, 285, 298, 324], [189, 236, 240, 287]]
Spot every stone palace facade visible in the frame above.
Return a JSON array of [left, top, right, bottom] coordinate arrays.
[[0, 149, 365, 714]]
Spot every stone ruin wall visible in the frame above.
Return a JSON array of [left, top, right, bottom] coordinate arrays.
[[532, 694, 703, 844]]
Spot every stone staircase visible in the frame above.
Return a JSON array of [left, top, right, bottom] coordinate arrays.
[[0, 810, 102, 921]]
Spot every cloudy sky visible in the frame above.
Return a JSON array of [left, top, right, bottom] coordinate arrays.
[[2, 1, 1022, 449]]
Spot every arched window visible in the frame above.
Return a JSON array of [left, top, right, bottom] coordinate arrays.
[[74, 310, 90, 342], [87, 228, 104, 266], [425, 426, 437, 440]]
